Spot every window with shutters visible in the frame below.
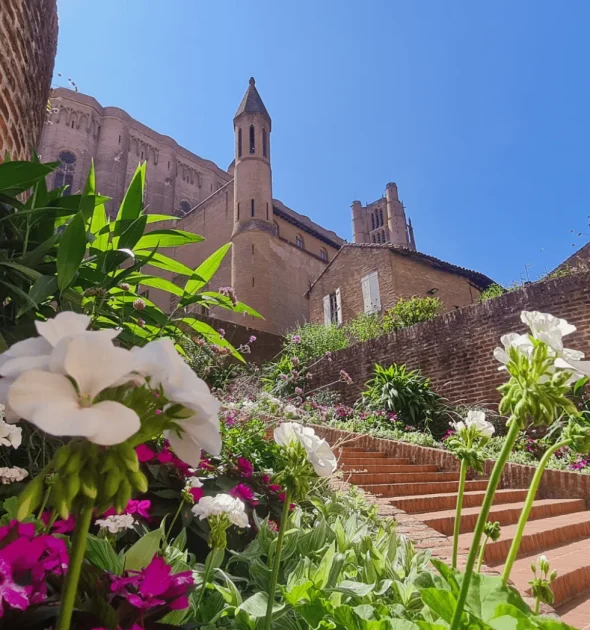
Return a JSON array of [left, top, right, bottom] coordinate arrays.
[[323, 289, 342, 326], [361, 271, 381, 314]]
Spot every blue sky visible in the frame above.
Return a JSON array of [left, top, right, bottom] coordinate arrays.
[[55, 0, 589, 285]]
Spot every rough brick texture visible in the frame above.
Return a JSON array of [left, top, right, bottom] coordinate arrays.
[[311, 271, 590, 406], [0, 0, 58, 161]]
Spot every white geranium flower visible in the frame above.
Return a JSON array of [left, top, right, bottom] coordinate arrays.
[[521, 311, 576, 352], [132, 339, 221, 465], [493, 333, 533, 367], [95, 514, 135, 533], [0, 466, 28, 484], [0, 418, 22, 449], [186, 476, 203, 488], [465, 410, 495, 438], [555, 356, 590, 378], [274, 422, 337, 478], [192, 494, 249, 528], [7, 334, 140, 445]]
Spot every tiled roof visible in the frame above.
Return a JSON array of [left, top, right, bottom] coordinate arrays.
[[234, 77, 271, 124], [307, 243, 495, 294]]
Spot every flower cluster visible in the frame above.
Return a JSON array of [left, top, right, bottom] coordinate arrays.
[[0, 520, 68, 617], [110, 554, 194, 611], [192, 494, 249, 528], [0, 467, 27, 485], [96, 514, 136, 534], [218, 286, 238, 307], [274, 422, 337, 478], [103, 498, 151, 520], [452, 410, 495, 439]]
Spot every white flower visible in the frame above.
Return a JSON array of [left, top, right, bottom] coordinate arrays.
[[0, 419, 22, 449], [186, 476, 203, 489], [274, 422, 337, 478], [493, 333, 534, 367], [0, 467, 28, 484], [284, 404, 299, 416], [465, 410, 495, 438], [191, 494, 249, 528], [538, 554, 548, 564], [521, 311, 576, 353], [452, 420, 466, 435], [132, 339, 221, 464], [555, 355, 590, 379], [95, 514, 135, 533], [8, 334, 140, 445]]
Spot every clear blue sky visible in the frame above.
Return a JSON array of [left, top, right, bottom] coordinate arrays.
[[54, 0, 589, 285]]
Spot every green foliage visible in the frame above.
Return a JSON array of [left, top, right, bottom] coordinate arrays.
[[382, 295, 441, 329], [221, 417, 281, 472], [361, 364, 449, 437], [345, 313, 384, 343], [0, 157, 257, 355], [479, 283, 506, 302], [283, 323, 349, 363]]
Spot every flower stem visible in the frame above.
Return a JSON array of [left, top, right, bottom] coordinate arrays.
[[165, 501, 184, 543], [449, 420, 520, 630], [264, 489, 291, 630], [476, 534, 489, 572], [502, 439, 571, 584], [452, 459, 468, 569], [56, 497, 95, 630], [195, 546, 217, 615], [36, 484, 51, 521], [535, 597, 540, 614]]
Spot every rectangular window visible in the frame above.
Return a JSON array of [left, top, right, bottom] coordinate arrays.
[[323, 288, 342, 326], [237, 203, 240, 220], [361, 271, 381, 314], [251, 199, 255, 217]]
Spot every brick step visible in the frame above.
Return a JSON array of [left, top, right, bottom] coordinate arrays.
[[558, 588, 590, 629], [360, 479, 489, 498], [391, 488, 530, 514], [339, 451, 388, 460], [460, 511, 590, 565], [501, 539, 590, 609], [341, 464, 439, 474], [421, 498, 587, 536], [338, 447, 370, 453], [348, 471, 460, 485], [340, 457, 410, 467]]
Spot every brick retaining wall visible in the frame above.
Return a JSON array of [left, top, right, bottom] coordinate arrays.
[[310, 271, 590, 406]]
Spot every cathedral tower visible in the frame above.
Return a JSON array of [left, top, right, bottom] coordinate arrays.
[[230, 78, 275, 330]]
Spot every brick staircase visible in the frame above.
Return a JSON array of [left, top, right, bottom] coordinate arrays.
[[339, 446, 590, 629]]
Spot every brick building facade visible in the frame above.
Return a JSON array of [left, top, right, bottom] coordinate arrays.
[[0, 0, 58, 161], [307, 243, 493, 326]]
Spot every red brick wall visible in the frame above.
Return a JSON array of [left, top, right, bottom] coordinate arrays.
[[310, 271, 590, 406], [0, 0, 58, 161]]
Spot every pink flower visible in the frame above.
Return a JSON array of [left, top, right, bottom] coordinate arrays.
[[230, 483, 258, 506], [306, 372, 313, 380], [111, 555, 193, 611], [0, 558, 29, 616], [291, 356, 300, 367], [249, 335, 256, 343], [189, 487, 204, 502], [104, 499, 151, 520], [267, 520, 279, 533], [199, 458, 215, 471], [295, 387, 303, 396], [218, 328, 226, 337], [40, 512, 76, 534], [339, 370, 353, 385], [136, 444, 156, 463], [237, 457, 254, 478], [157, 448, 173, 464], [279, 374, 288, 382], [291, 335, 301, 344]]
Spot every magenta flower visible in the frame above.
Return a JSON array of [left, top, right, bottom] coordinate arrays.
[[103, 499, 151, 520], [189, 487, 204, 502], [249, 335, 256, 343], [295, 387, 303, 396], [111, 555, 193, 611], [279, 374, 288, 382], [136, 444, 156, 463], [291, 356, 300, 367], [40, 512, 76, 534], [0, 559, 28, 616], [230, 483, 258, 506], [291, 335, 301, 344], [237, 457, 254, 478]]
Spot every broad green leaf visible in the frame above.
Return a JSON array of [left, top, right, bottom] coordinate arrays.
[[18, 233, 59, 268], [0, 261, 42, 281], [85, 534, 124, 575], [17, 275, 58, 317], [459, 572, 530, 622], [330, 580, 375, 598], [535, 619, 579, 630], [90, 197, 109, 252], [146, 214, 178, 224], [116, 162, 145, 222], [237, 592, 284, 618], [431, 558, 460, 597], [0, 280, 38, 313], [124, 528, 162, 571], [117, 215, 148, 251], [183, 243, 231, 297], [79, 160, 97, 222], [421, 588, 457, 623], [311, 542, 335, 590], [134, 250, 195, 276], [57, 213, 87, 290], [123, 273, 184, 297], [0, 161, 57, 193], [180, 317, 244, 362], [135, 228, 203, 249], [283, 579, 313, 606]]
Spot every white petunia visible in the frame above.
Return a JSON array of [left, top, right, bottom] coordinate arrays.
[[0, 467, 28, 484], [186, 476, 203, 489], [191, 494, 249, 528], [274, 422, 337, 478], [493, 333, 533, 368], [8, 334, 140, 445], [555, 356, 590, 379], [465, 410, 495, 438], [95, 514, 135, 533], [0, 418, 22, 449], [521, 311, 576, 353], [133, 339, 221, 464]]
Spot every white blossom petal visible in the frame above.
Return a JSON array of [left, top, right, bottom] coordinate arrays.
[[0, 337, 52, 378], [35, 312, 91, 346], [84, 401, 140, 446], [8, 370, 79, 421]]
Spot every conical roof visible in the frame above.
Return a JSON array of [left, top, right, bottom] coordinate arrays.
[[234, 77, 271, 126]]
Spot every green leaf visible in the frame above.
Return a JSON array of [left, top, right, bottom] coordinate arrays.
[[17, 275, 58, 317], [180, 317, 244, 362], [89, 197, 109, 252], [123, 273, 184, 297], [85, 534, 124, 575], [283, 579, 313, 606], [118, 215, 148, 251], [116, 162, 145, 222], [0, 279, 38, 313], [0, 161, 57, 193], [311, 542, 335, 590], [0, 261, 42, 281], [421, 588, 457, 623], [135, 228, 203, 249], [237, 592, 284, 618], [145, 214, 178, 224], [460, 572, 530, 622], [431, 558, 460, 597], [18, 233, 59, 268], [183, 243, 231, 297], [124, 528, 162, 571], [330, 580, 375, 598], [134, 250, 195, 276], [57, 213, 87, 290]]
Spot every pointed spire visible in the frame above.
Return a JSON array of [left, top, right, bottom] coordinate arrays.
[[234, 77, 271, 127]]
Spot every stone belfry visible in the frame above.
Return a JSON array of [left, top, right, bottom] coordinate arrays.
[[230, 77, 275, 330]]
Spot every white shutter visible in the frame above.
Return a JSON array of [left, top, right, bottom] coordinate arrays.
[[369, 272, 381, 312], [361, 275, 372, 313], [323, 295, 331, 326], [335, 287, 343, 325]]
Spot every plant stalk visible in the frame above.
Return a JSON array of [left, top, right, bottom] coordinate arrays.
[[36, 483, 52, 521], [166, 500, 184, 542], [452, 459, 468, 569], [502, 439, 570, 584], [264, 489, 291, 630], [56, 497, 95, 630], [449, 420, 520, 630], [476, 534, 489, 572], [195, 546, 218, 615]]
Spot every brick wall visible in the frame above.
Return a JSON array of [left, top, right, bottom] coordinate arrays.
[[310, 271, 590, 406], [309, 246, 482, 325], [0, 0, 58, 161]]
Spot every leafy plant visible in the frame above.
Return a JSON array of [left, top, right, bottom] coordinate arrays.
[[361, 363, 448, 437], [382, 295, 441, 329], [282, 323, 348, 363], [345, 312, 384, 343], [479, 283, 506, 302]]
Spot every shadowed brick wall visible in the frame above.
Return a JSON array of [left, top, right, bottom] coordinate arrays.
[[311, 271, 590, 407], [0, 0, 58, 161]]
